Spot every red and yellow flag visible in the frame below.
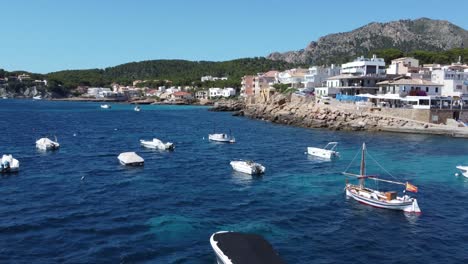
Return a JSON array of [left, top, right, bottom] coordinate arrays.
[[406, 182, 418, 193]]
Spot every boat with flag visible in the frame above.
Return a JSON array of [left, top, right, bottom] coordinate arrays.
[[342, 143, 421, 214]]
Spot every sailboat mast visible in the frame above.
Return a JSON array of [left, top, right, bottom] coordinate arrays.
[[359, 143, 366, 188]]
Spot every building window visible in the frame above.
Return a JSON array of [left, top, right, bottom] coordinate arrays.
[[435, 87, 439, 93], [426, 87, 429, 92]]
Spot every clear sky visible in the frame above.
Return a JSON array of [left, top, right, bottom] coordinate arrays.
[[1, 0, 467, 73]]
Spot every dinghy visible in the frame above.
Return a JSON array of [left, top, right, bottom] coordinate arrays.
[[118, 152, 144, 166], [140, 138, 174, 151], [101, 104, 111, 109], [210, 231, 285, 264], [307, 142, 339, 159], [134, 105, 141, 112], [1, 154, 19, 173], [32, 95, 42, 100], [36, 137, 60, 151], [230, 160, 265, 175], [343, 143, 421, 214]]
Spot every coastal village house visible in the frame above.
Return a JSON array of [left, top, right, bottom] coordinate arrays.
[[209, 87, 236, 98], [276, 68, 308, 88], [201, 76, 228, 82], [386, 57, 420, 75], [241, 75, 255, 96], [254, 71, 278, 96], [196, 90, 208, 99], [315, 55, 389, 97], [431, 63, 468, 97], [169, 91, 193, 101], [302, 65, 341, 89]]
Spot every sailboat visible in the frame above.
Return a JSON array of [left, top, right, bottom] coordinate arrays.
[[342, 143, 421, 214]]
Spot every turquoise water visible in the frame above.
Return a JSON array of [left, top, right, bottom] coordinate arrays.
[[0, 99, 467, 263]]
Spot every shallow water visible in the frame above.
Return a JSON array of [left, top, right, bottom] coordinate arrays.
[[0, 99, 467, 263]]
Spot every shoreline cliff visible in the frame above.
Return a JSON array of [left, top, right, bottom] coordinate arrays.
[[212, 94, 468, 138]]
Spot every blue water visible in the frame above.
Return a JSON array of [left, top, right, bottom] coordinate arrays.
[[0, 99, 467, 263]]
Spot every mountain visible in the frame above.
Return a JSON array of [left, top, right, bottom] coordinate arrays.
[[267, 18, 468, 64]]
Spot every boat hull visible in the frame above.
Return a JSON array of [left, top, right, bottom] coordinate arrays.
[[140, 140, 174, 150], [456, 165, 468, 178], [230, 161, 265, 175], [346, 186, 420, 213], [209, 134, 235, 143], [307, 147, 338, 159]]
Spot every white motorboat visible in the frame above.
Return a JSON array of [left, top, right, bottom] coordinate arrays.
[[210, 231, 285, 264], [134, 106, 141, 112], [209, 133, 235, 143], [32, 95, 42, 100], [456, 165, 468, 177], [343, 143, 421, 214], [1, 154, 19, 173], [36, 137, 60, 151], [118, 152, 144, 166], [140, 138, 174, 151], [2, 96, 8, 99], [230, 160, 265, 175], [307, 142, 339, 159], [101, 104, 111, 109]]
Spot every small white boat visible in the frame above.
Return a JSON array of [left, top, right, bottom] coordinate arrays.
[[209, 133, 235, 143], [230, 160, 265, 175], [140, 138, 174, 151], [210, 231, 285, 264], [118, 152, 144, 166], [307, 142, 339, 159], [456, 165, 468, 177], [343, 143, 421, 214], [101, 104, 111, 109], [36, 137, 60, 151], [32, 95, 42, 100], [2, 96, 8, 99], [1, 154, 19, 173], [134, 106, 141, 112]]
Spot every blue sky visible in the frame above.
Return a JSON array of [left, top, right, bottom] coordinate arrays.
[[2, 0, 467, 73]]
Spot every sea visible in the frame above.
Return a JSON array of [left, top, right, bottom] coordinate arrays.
[[0, 99, 467, 263]]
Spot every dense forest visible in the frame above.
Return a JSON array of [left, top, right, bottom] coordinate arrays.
[[1, 48, 467, 97], [45, 58, 298, 90]]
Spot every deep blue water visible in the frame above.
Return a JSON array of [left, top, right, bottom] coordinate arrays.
[[0, 99, 467, 263]]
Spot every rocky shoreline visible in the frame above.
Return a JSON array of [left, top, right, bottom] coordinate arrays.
[[211, 94, 468, 138]]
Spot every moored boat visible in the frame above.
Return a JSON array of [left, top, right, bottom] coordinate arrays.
[[210, 231, 285, 264], [134, 105, 141, 112], [456, 165, 468, 177], [32, 95, 42, 100], [101, 104, 111, 109], [307, 142, 339, 159], [118, 152, 144, 166], [209, 133, 235, 143], [140, 138, 174, 150], [230, 160, 265, 175], [343, 143, 421, 214], [36, 137, 60, 151], [1, 154, 19, 173]]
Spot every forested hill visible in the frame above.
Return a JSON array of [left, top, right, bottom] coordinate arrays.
[[46, 58, 298, 89]]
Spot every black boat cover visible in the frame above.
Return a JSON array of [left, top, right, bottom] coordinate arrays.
[[213, 232, 285, 264]]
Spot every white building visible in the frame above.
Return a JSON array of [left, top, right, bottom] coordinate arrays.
[[222, 87, 236, 97], [341, 55, 386, 76], [431, 65, 468, 97], [386, 57, 420, 75], [201, 76, 228, 82], [302, 65, 341, 88], [208, 87, 236, 98], [254, 71, 278, 95], [87, 87, 111, 97], [277, 68, 308, 87], [376, 78, 441, 96]]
